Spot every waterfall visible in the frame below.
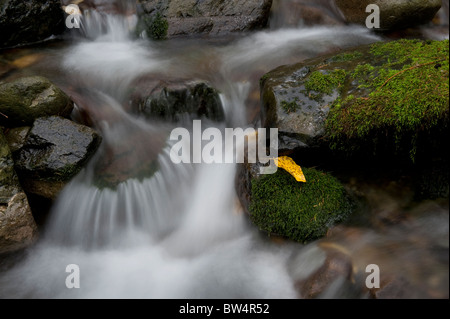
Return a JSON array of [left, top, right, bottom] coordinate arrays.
[[0, 0, 398, 299]]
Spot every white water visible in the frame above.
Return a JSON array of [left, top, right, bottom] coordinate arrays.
[[3, 2, 446, 299]]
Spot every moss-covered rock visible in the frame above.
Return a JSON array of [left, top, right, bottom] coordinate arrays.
[[0, 76, 74, 127], [326, 39, 449, 161], [261, 39, 449, 161], [249, 168, 354, 243]]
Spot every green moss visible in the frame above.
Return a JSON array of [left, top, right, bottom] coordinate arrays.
[[281, 100, 298, 113], [136, 12, 168, 40], [249, 168, 353, 243], [326, 39, 449, 160], [330, 51, 364, 63], [303, 69, 347, 101]]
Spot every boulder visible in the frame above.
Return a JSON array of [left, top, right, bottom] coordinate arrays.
[[137, 0, 273, 37], [0, 0, 65, 48], [335, 0, 442, 31], [0, 76, 74, 127], [131, 78, 225, 122], [13, 116, 102, 199], [238, 162, 354, 244], [260, 39, 449, 160], [0, 130, 37, 254]]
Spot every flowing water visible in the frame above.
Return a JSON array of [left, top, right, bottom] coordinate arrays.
[[0, 0, 448, 299]]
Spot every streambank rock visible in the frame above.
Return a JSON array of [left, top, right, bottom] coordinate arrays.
[[0, 0, 65, 48], [131, 78, 224, 122], [0, 76, 74, 127], [335, 0, 442, 31], [260, 39, 449, 159], [13, 116, 102, 199], [137, 0, 273, 38], [0, 131, 37, 254]]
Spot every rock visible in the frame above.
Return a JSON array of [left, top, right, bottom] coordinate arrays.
[[296, 249, 354, 298], [0, 76, 74, 127], [131, 78, 225, 122], [270, 0, 345, 29], [335, 0, 442, 31], [13, 116, 102, 199], [260, 39, 449, 160], [92, 124, 165, 189], [0, 130, 37, 254], [0, 0, 65, 48], [239, 162, 354, 244], [137, 0, 273, 37], [3, 126, 30, 153], [260, 64, 336, 148]]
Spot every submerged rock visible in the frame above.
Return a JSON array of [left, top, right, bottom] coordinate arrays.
[[137, 0, 273, 37], [14, 116, 102, 199], [131, 78, 224, 122], [0, 76, 74, 127], [335, 0, 442, 31], [0, 130, 37, 254], [0, 0, 65, 48]]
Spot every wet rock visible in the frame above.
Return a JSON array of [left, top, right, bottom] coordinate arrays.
[[14, 116, 102, 199], [0, 76, 74, 127], [0, 0, 65, 48], [296, 249, 354, 298], [92, 125, 165, 189], [3, 126, 30, 153], [0, 130, 37, 254], [335, 0, 442, 31], [260, 63, 335, 148], [131, 78, 224, 122], [137, 0, 273, 37]]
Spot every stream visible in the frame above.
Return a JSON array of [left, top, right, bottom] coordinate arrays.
[[0, 0, 448, 299]]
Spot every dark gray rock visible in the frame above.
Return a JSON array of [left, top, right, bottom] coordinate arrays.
[[0, 130, 37, 254], [137, 0, 273, 37], [0, 76, 74, 127], [132, 78, 224, 122], [0, 0, 65, 48], [260, 64, 335, 148], [14, 116, 102, 199], [335, 0, 442, 31]]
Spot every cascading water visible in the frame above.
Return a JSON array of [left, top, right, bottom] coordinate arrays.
[[0, 0, 447, 299]]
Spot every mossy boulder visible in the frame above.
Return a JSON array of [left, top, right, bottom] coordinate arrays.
[[13, 116, 102, 199], [261, 39, 449, 160], [0, 130, 37, 254], [0, 76, 74, 127], [247, 167, 354, 243]]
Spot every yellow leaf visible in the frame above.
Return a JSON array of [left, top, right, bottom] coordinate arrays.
[[274, 156, 306, 183]]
